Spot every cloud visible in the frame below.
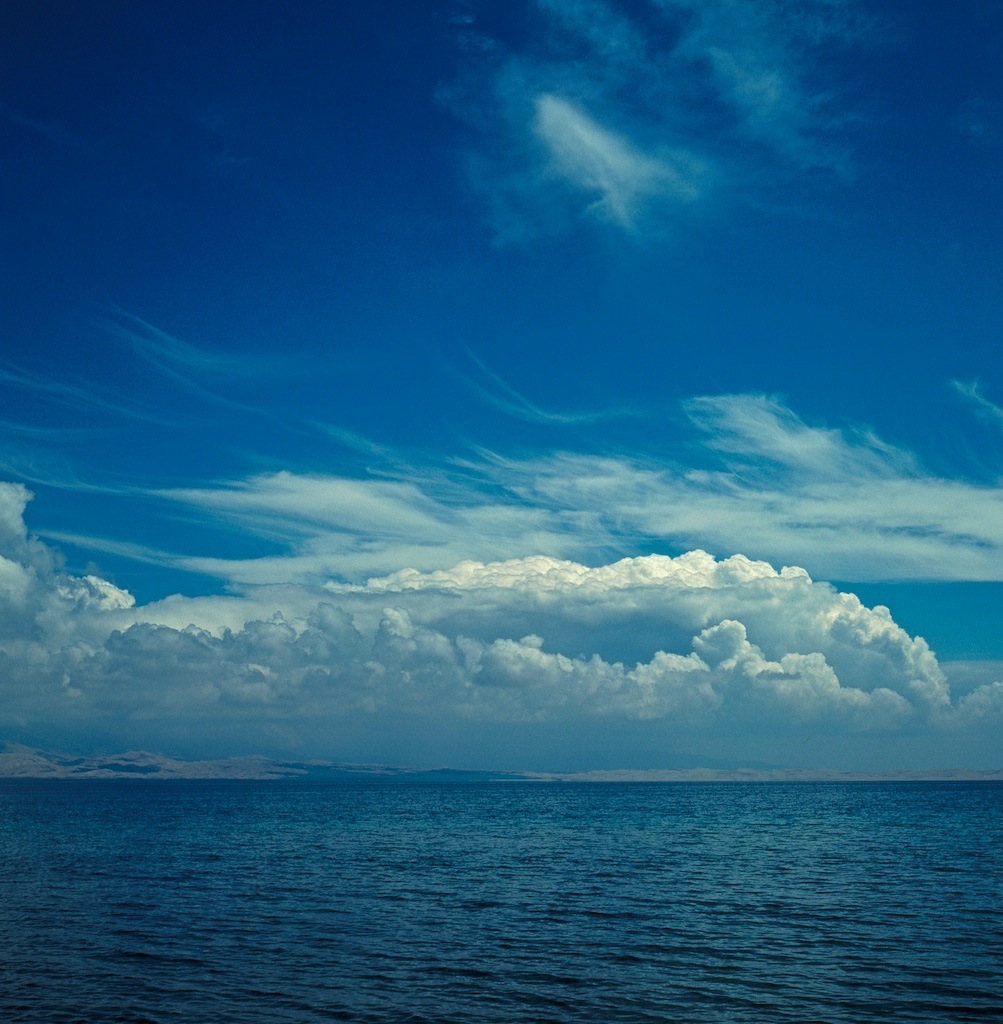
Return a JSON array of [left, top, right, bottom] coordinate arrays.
[[532, 94, 702, 227], [0, 483, 132, 648], [151, 467, 585, 584], [103, 310, 282, 416], [683, 392, 911, 477], [0, 419, 102, 442], [4, 106, 87, 149], [108, 310, 273, 379], [447, 0, 865, 238], [669, 0, 863, 168], [347, 550, 949, 716], [453, 351, 644, 425], [492, 395, 1003, 583], [138, 394, 1003, 587], [952, 380, 1003, 431], [2, 483, 998, 768], [0, 357, 172, 427]]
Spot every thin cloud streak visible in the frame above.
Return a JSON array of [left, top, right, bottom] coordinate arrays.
[[952, 380, 1003, 431], [0, 419, 103, 442], [38, 529, 196, 572], [104, 311, 281, 416], [0, 358, 174, 427], [109, 310, 274, 377], [456, 352, 645, 426], [3, 105, 88, 149]]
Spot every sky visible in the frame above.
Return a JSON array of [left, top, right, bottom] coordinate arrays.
[[1, 0, 1002, 771]]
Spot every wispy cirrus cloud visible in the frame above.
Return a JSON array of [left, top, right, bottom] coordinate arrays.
[[454, 351, 645, 425], [103, 310, 285, 415], [952, 380, 1003, 431], [156, 469, 577, 584], [668, 0, 865, 167], [446, 0, 868, 239], [125, 393, 1003, 588], [0, 357, 174, 427], [499, 394, 1003, 583], [0, 419, 102, 442], [531, 93, 704, 228], [3, 105, 88, 150], [108, 310, 273, 378]]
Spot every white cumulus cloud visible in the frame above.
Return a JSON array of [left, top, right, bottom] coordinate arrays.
[[2, 485, 999, 769]]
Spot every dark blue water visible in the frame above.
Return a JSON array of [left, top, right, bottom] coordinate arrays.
[[1, 781, 1001, 1023]]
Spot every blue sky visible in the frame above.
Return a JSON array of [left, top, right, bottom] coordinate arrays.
[[2, 0, 1002, 770]]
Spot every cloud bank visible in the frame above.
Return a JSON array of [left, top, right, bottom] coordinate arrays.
[[3, 480, 1001, 769]]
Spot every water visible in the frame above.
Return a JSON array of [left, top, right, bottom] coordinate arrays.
[[1, 781, 1001, 1023]]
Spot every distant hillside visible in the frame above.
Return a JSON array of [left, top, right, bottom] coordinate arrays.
[[1, 745, 1000, 782], [0, 745, 522, 781]]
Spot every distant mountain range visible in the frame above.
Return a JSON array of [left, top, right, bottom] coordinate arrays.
[[0, 745, 523, 781], [1, 745, 1000, 782]]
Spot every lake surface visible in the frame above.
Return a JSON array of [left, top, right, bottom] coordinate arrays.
[[2, 780, 1001, 1023]]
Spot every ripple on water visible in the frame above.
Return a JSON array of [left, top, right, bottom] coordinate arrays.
[[1, 780, 1001, 1024]]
